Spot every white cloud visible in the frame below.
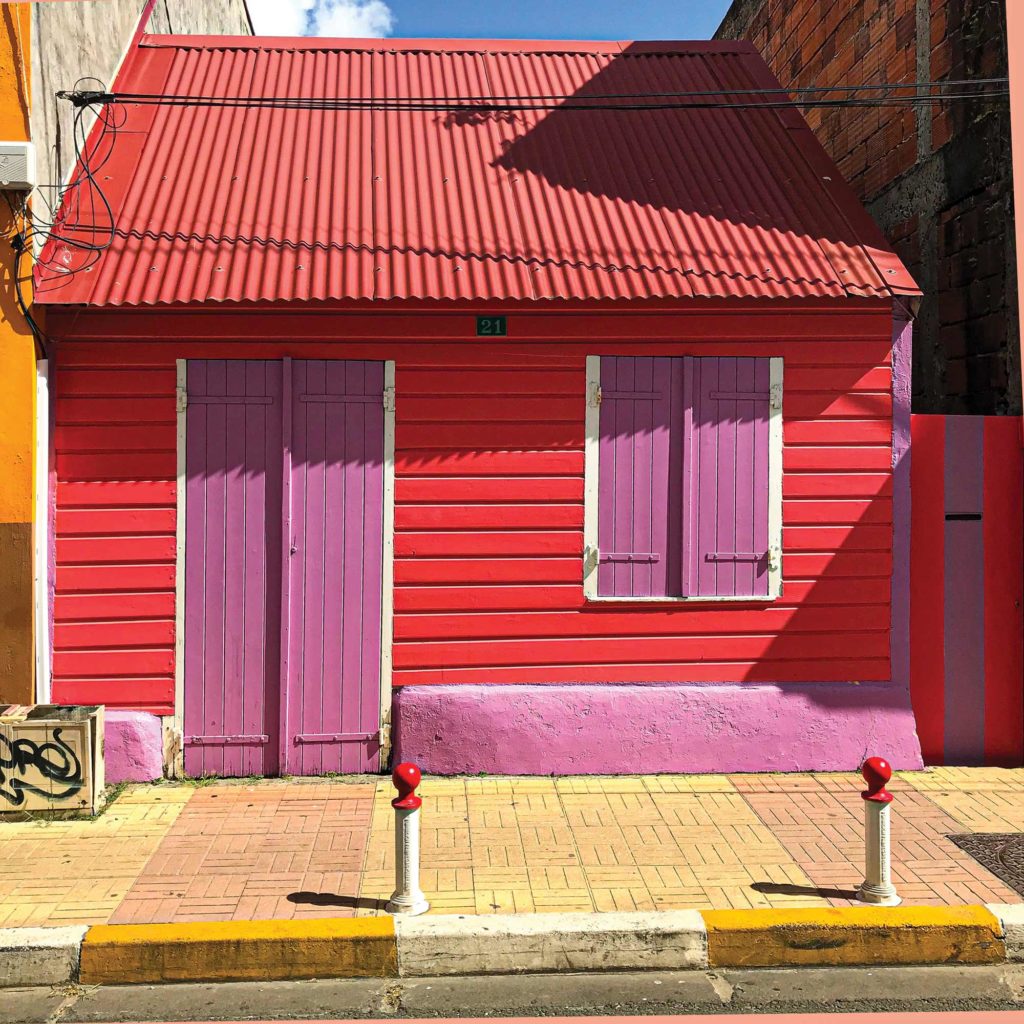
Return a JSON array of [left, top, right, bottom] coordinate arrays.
[[246, 0, 316, 35], [247, 0, 395, 37], [313, 0, 395, 36]]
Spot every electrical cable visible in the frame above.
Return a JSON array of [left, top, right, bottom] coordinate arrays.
[[5, 76, 120, 334], [4, 192, 48, 359], [61, 74, 1009, 106], [58, 90, 1009, 112]]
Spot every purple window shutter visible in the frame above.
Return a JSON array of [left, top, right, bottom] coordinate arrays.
[[685, 356, 771, 598], [597, 356, 684, 597]]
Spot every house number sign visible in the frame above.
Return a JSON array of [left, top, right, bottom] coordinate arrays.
[[476, 315, 507, 336]]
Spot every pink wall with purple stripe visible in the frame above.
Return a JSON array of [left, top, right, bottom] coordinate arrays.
[[910, 414, 1024, 766]]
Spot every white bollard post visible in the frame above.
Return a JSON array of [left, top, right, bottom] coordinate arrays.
[[857, 756, 901, 906], [386, 762, 429, 916]]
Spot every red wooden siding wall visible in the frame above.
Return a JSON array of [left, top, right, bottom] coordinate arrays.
[[394, 339, 891, 685], [910, 415, 1024, 766], [53, 365, 177, 714], [51, 309, 896, 712]]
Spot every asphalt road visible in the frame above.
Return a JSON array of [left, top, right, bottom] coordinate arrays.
[[9, 965, 1024, 1023]]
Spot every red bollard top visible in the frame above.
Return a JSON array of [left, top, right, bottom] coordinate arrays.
[[392, 762, 423, 810], [861, 756, 894, 803]]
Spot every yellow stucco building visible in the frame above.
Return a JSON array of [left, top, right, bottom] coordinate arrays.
[[0, 3, 37, 705]]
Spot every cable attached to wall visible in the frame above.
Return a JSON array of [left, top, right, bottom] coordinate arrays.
[[6, 77, 121, 334]]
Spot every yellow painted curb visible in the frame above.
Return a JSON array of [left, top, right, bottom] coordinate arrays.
[[80, 917, 397, 985], [703, 906, 1005, 968]]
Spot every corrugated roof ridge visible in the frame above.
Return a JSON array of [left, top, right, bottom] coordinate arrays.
[[138, 35, 758, 56]]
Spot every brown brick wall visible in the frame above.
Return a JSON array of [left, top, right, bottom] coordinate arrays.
[[717, 0, 1020, 414]]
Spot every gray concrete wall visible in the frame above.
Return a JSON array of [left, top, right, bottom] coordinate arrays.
[[30, 0, 251, 216]]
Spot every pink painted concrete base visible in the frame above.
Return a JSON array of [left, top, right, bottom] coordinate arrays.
[[393, 683, 924, 775], [104, 710, 164, 783]]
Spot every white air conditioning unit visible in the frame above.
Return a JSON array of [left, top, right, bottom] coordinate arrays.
[[0, 141, 35, 190]]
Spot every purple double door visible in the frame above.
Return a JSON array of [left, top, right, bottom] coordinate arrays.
[[183, 359, 386, 777]]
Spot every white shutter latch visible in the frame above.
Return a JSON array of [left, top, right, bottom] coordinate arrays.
[[769, 380, 783, 411], [767, 545, 782, 574], [587, 381, 602, 408], [383, 385, 395, 412], [176, 386, 187, 413], [583, 544, 599, 577]]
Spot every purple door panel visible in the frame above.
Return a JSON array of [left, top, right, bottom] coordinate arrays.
[[184, 360, 283, 777], [284, 360, 385, 775]]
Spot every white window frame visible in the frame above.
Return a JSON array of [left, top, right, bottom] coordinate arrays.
[[583, 354, 783, 603]]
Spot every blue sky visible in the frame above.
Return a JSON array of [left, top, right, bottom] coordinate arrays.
[[380, 1, 733, 40], [247, 0, 734, 41]]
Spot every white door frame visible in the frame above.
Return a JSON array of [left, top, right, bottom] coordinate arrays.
[[33, 359, 51, 703]]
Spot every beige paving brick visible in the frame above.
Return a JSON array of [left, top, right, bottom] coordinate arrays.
[[5, 768, 1024, 927]]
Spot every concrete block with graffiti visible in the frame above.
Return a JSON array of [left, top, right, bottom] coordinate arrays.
[[0, 705, 104, 814]]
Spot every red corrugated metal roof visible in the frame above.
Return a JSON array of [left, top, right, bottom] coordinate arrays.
[[34, 36, 919, 306]]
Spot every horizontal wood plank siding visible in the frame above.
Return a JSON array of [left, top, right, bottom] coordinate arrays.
[[51, 305, 895, 710], [389, 336, 891, 685], [53, 362, 178, 714]]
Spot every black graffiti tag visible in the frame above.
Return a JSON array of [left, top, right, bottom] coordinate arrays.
[[0, 728, 84, 807]]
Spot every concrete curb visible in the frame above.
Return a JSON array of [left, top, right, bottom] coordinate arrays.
[[1, 905, 1021, 987], [394, 911, 708, 975], [989, 904, 1024, 962], [0, 926, 87, 987]]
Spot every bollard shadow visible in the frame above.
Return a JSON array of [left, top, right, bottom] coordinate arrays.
[[286, 891, 386, 911], [750, 881, 859, 901]]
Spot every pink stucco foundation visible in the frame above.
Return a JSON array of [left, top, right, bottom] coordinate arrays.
[[392, 682, 923, 774], [104, 711, 164, 783]]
